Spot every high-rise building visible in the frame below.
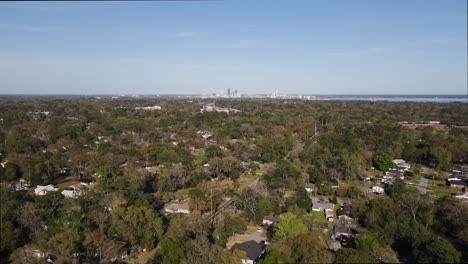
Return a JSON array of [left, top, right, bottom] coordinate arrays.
[[227, 88, 231, 95]]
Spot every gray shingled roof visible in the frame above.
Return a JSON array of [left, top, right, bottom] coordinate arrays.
[[230, 240, 264, 261], [312, 202, 335, 211]]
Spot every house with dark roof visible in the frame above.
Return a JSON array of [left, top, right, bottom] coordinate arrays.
[[450, 180, 467, 189], [334, 224, 353, 238], [230, 240, 265, 264]]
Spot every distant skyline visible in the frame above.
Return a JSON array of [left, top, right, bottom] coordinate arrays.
[[0, 1, 467, 95]]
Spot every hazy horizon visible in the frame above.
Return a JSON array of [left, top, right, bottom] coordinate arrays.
[[1, 1, 467, 95]]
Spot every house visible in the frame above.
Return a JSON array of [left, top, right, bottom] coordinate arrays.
[[135, 105, 161, 110], [392, 159, 410, 170], [61, 189, 83, 198], [448, 177, 462, 182], [164, 201, 191, 214], [372, 186, 385, 194], [311, 202, 335, 212], [334, 224, 353, 238], [262, 214, 280, 225], [454, 193, 468, 200], [201, 103, 241, 113], [34, 185, 58, 196], [230, 240, 265, 264], [450, 181, 467, 189], [338, 214, 353, 223], [304, 183, 315, 193]]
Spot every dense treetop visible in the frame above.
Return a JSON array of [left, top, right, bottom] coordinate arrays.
[[0, 96, 467, 263]]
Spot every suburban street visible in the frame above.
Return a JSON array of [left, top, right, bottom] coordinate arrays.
[[418, 167, 430, 194]]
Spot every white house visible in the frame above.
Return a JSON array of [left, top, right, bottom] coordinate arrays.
[[455, 193, 468, 200], [61, 189, 83, 198], [392, 159, 411, 170], [448, 177, 462, 182], [135, 105, 161, 110], [164, 201, 191, 214], [34, 185, 58, 196], [372, 186, 385, 194], [304, 183, 315, 193]]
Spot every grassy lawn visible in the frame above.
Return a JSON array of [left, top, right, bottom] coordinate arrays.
[[225, 225, 264, 249], [56, 179, 81, 189], [226, 235, 252, 249], [428, 180, 458, 198]]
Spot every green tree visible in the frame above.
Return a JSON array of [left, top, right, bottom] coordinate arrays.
[[158, 238, 184, 264], [215, 214, 247, 246], [272, 213, 307, 242], [295, 187, 311, 212], [373, 153, 395, 172], [411, 235, 461, 263], [2, 162, 21, 181], [205, 145, 224, 159], [291, 233, 334, 263], [109, 205, 163, 249], [258, 249, 290, 264], [335, 248, 374, 263]]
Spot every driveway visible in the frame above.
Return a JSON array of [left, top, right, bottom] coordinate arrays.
[[418, 167, 430, 194], [236, 231, 266, 242]]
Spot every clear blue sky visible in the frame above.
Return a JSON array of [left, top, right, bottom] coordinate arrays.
[[0, 0, 466, 95]]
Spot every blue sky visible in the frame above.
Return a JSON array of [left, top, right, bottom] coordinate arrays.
[[0, 0, 466, 95]]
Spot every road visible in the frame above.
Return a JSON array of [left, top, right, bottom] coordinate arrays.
[[418, 167, 429, 194]]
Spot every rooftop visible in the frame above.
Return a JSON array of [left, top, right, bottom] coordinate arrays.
[[230, 240, 264, 261]]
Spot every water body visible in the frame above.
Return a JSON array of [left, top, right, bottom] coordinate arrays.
[[319, 96, 467, 103]]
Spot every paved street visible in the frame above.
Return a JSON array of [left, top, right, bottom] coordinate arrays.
[[418, 167, 430, 194]]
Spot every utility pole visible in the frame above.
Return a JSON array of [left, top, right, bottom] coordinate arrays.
[[210, 184, 213, 222], [314, 121, 317, 142]]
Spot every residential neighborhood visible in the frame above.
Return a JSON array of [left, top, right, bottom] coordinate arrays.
[[0, 97, 467, 264]]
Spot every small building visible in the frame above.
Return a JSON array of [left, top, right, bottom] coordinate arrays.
[[61, 189, 83, 198], [262, 214, 280, 225], [34, 185, 58, 196], [372, 186, 385, 194], [325, 210, 334, 222], [230, 240, 265, 264], [304, 183, 315, 193], [164, 201, 191, 214]]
